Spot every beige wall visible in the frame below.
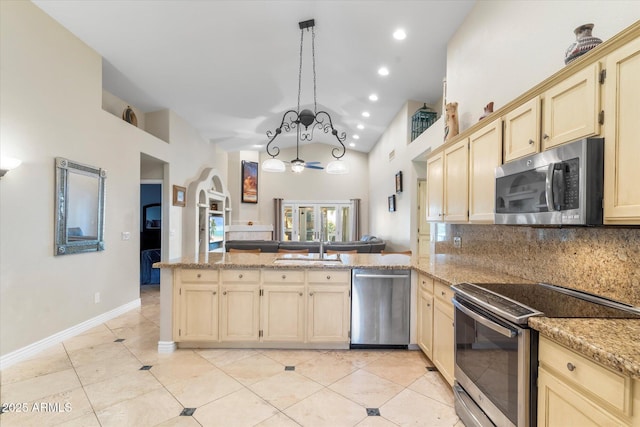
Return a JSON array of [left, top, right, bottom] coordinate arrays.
[[0, 1, 226, 357]]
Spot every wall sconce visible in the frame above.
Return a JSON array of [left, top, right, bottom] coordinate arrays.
[[0, 157, 22, 179]]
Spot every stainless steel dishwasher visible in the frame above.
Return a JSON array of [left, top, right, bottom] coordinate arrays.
[[351, 269, 411, 348]]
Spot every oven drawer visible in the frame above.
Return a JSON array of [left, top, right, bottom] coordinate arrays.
[[538, 336, 631, 415]]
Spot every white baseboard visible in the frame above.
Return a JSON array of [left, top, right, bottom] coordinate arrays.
[[157, 341, 176, 353], [0, 298, 141, 370]]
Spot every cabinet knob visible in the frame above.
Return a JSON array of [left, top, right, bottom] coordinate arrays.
[[427, 303, 431, 307], [528, 139, 534, 145], [223, 291, 227, 295], [299, 292, 303, 296], [326, 275, 331, 280], [197, 273, 201, 278], [441, 291, 446, 296], [566, 362, 576, 372], [282, 274, 286, 279], [543, 133, 549, 140], [309, 292, 314, 296], [213, 291, 217, 295], [238, 274, 243, 279]]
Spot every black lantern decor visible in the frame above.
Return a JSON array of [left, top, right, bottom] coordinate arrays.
[[411, 103, 437, 141]]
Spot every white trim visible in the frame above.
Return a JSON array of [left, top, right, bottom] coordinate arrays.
[[0, 299, 141, 370], [157, 341, 177, 353]]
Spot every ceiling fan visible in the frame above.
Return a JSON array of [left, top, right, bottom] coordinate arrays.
[[283, 160, 324, 171]]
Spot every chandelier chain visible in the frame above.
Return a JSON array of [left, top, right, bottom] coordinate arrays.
[[312, 26, 317, 114]]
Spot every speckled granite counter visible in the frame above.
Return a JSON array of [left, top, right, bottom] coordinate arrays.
[[155, 252, 640, 379]]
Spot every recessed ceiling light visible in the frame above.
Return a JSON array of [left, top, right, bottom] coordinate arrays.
[[357, 124, 364, 130], [378, 67, 389, 76], [393, 29, 407, 40], [353, 134, 360, 140], [369, 94, 378, 102], [362, 111, 370, 118], [349, 142, 356, 147]]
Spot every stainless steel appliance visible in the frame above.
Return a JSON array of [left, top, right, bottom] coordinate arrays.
[[495, 137, 604, 226], [351, 269, 411, 348], [452, 282, 640, 427]]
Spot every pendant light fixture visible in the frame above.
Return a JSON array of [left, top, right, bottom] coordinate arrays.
[[263, 19, 348, 174]]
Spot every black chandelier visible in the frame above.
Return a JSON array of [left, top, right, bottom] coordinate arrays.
[[262, 19, 348, 174]]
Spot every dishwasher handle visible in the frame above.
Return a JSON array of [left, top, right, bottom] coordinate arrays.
[[354, 273, 410, 279]]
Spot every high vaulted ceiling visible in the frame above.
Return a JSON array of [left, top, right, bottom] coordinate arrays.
[[33, 1, 475, 154]]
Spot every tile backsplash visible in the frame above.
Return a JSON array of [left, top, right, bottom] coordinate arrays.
[[433, 224, 640, 306]]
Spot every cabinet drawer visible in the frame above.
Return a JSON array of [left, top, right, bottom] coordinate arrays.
[[418, 274, 434, 293], [221, 269, 260, 283], [180, 269, 219, 283], [434, 281, 454, 305], [307, 270, 351, 284], [263, 270, 305, 284], [539, 337, 630, 415]]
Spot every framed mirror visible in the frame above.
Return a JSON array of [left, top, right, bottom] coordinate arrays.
[[55, 157, 106, 255]]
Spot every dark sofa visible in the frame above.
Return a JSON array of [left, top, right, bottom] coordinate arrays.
[[225, 236, 385, 253]]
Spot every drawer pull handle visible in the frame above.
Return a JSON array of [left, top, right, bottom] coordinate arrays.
[[566, 362, 576, 372]]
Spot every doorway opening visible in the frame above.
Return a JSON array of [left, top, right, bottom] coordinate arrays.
[[140, 183, 161, 285]]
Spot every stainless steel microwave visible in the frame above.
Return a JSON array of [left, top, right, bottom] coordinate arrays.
[[495, 138, 604, 226]]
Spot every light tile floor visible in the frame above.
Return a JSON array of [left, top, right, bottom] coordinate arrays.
[[1, 285, 464, 427]]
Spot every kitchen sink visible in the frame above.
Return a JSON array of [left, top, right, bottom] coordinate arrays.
[[273, 254, 343, 265]]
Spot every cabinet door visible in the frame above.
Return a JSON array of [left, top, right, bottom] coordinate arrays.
[[417, 288, 434, 359], [604, 36, 640, 224], [262, 284, 305, 342], [433, 281, 455, 386], [220, 284, 260, 341], [542, 63, 601, 150], [504, 96, 541, 162], [538, 367, 626, 427], [469, 118, 502, 223], [177, 284, 219, 342], [426, 152, 444, 221], [443, 139, 469, 222], [307, 285, 350, 343]]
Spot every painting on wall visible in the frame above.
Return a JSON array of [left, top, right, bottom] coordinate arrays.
[[388, 194, 396, 212], [172, 185, 186, 207], [241, 160, 258, 203]]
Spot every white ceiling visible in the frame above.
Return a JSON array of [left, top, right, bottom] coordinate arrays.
[[33, 0, 475, 154]]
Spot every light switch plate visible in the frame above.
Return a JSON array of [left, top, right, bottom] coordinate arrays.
[[121, 232, 130, 240], [453, 236, 462, 248]]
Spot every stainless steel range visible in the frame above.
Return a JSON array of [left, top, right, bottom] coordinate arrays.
[[451, 282, 640, 427]]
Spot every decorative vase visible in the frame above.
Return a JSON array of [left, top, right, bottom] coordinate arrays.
[[479, 101, 494, 121], [564, 23, 602, 65]]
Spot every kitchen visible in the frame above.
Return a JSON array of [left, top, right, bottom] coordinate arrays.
[[2, 1, 640, 426]]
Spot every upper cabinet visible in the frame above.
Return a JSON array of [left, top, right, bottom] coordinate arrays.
[[426, 152, 444, 222], [504, 96, 541, 162], [603, 36, 640, 224], [542, 63, 601, 150], [426, 140, 469, 223], [469, 118, 503, 223]]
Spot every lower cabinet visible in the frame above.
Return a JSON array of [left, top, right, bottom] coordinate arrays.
[[417, 274, 434, 359], [173, 268, 350, 347], [432, 280, 455, 386], [537, 336, 639, 427]]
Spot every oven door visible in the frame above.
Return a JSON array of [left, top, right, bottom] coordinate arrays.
[[453, 298, 533, 427]]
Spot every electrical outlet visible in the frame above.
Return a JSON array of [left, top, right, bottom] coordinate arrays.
[[121, 232, 130, 241], [453, 236, 462, 248], [94, 292, 100, 304]]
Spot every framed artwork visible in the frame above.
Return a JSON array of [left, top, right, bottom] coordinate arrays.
[[209, 200, 219, 211], [173, 185, 186, 207], [395, 171, 403, 193], [388, 194, 396, 212], [241, 160, 258, 203]]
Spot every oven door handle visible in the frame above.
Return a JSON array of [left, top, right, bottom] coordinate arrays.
[[453, 299, 517, 338]]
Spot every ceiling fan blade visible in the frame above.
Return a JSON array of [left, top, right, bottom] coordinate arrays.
[[305, 161, 321, 165], [305, 164, 324, 170]]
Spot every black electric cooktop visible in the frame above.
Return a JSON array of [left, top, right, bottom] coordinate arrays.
[[452, 282, 640, 325]]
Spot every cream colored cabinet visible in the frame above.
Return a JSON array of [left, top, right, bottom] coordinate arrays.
[[468, 118, 503, 223], [416, 274, 434, 359], [307, 270, 351, 343], [504, 96, 541, 162], [426, 139, 469, 223], [174, 269, 220, 342], [542, 63, 601, 150], [537, 336, 639, 427], [426, 152, 444, 221], [220, 269, 261, 342], [604, 36, 640, 224], [261, 270, 305, 342], [443, 139, 469, 222], [432, 280, 455, 386]]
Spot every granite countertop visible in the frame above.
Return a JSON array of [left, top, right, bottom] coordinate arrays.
[[155, 252, 640, 379]]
